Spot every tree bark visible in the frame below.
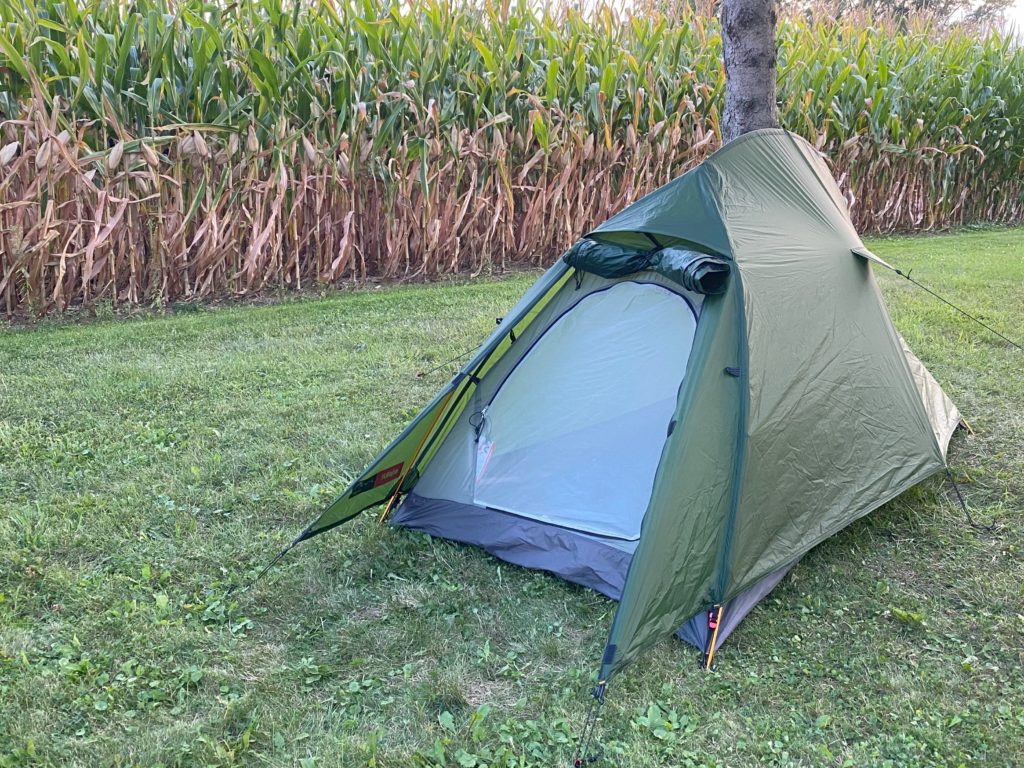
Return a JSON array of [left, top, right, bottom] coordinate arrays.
[[721, 0, 778, 143]]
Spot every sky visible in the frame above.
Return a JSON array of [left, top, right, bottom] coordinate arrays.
[[1010, 0, 1024, 32]]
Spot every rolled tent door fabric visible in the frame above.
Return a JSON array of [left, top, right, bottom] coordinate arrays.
[[648, 248, 731, 294], [562, 239, 732, 296], [473, 282, 698, 540], [562, 238, 652, 278]]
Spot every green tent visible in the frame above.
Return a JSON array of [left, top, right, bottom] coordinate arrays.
[[289, 129, 960, 685]]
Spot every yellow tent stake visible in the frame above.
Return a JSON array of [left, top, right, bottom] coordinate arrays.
[[378, 387, 458, 525], [704, 604, 724, 670]]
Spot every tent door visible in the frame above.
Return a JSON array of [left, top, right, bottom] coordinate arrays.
[[472, 281, 697, 540]]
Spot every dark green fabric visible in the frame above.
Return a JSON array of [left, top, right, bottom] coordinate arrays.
[[595, 129, 949, 680], [648, 248, 730, 295], [599, 279, 746, 679], [590, 160, 733, 256], [562, 238, 651, 278]]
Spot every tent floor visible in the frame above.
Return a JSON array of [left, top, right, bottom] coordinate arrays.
[[393, 492, 794, 653]]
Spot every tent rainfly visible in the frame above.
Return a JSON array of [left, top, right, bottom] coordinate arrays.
[[287, 128, 961, 686]]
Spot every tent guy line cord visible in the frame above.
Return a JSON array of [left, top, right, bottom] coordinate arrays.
[[643, 232, 664, 250], [415, 343, 481, 379], [416, 314, 522, 380], [875, 259, 1012, 532], [945, 467, 997, 533], [226, 531, 306, 598], [887, 266, 1022, 352]]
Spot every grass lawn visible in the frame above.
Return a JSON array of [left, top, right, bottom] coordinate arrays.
[[1, 228, 1022, 767]]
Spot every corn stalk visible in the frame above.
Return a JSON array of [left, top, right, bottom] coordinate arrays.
[[0, 0, 1021, 315]]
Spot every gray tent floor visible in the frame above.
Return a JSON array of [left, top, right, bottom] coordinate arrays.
[[394, 492, 793, 653]]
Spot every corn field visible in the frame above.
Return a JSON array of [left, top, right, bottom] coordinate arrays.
[[0, 0, 1022, 315]]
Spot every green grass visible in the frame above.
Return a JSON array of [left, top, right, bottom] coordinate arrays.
[[1, 228, 1022, 767]]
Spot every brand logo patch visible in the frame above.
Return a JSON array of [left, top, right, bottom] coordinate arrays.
[[373, 462, 404, 487], [350, 462, 405, 496]]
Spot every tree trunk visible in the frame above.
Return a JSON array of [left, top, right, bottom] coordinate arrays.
[[721, 0, 778, 143]]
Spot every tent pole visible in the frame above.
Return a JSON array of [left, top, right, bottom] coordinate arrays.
[[377, 386, 458, 525]]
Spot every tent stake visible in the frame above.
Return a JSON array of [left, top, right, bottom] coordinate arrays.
[[702, 604, 724, 670], [571, 681, 606, 766]]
